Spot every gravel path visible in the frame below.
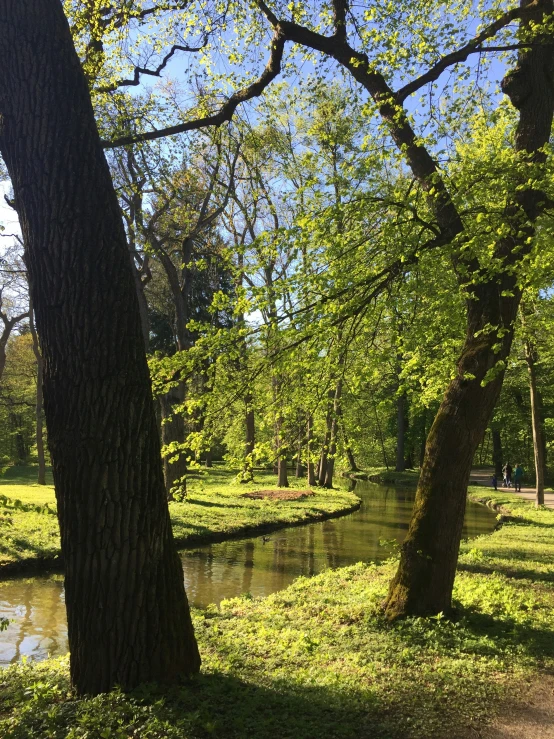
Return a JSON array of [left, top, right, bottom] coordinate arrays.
[[469, 468, 554, 509]]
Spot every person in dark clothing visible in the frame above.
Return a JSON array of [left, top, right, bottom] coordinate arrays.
[[513, 464, 524, 492], [492, 473, 498, 491]]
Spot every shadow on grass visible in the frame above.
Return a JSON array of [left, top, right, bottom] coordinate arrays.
[[118, 668, 475, 739], [458, 560, 554, 583], [453, 605, 554, 661], [0, 466, 54, 486]]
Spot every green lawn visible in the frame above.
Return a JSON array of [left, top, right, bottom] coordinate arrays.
[[0, 466, 359, 569], [0, 489, 552, 738]]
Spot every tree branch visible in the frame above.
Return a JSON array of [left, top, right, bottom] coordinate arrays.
[[97, 41, 207, 93], [396, 1, 542, 101], [103, 28, 286, 148]]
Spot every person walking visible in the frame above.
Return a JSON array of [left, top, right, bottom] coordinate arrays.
[[514, 464, 524, 492], [503, 462, 513, 488]]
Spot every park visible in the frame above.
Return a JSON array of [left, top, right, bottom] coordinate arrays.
[[0, 1, 553, 737]]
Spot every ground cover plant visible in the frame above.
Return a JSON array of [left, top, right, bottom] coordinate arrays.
[[0, 490, 552, 738], [0, 466, 359, 570]]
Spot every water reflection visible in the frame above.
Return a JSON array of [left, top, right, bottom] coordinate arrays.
[[0, 483, 496, 664]]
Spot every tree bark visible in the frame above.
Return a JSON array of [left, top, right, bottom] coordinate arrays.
[[385, 8, 554, 619], [0, 0, 200, 693], [395, 392, 407, 472], [526, 340, 545, 505], [29, 303, 46, 485]]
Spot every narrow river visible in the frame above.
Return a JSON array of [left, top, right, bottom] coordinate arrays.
[[0, 482, 496, 665]]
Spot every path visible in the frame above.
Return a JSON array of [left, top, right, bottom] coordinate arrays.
[[460, 675, 554, 738], [469, 468, 554, 509]]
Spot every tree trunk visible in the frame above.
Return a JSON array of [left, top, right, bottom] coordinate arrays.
[[306, 415, 317, 486], [0, 0, 200, 693], [384, 15, 554, 619], [324, 379, 343, 489], [526, 340, 545, 505], [295, 442, 304, 478], [343, 426, 360, 472], [492, 427, 503, 478], [243, 392, 255, 481], [395, 392, 407, 472], [277, 456, 289, 487], [29, 303, 46, 485], [318, 388, 334, 485]]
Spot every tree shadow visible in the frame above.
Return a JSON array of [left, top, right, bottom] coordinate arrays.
[[451, 605, 554, 661], [458, 561, 554, 583]]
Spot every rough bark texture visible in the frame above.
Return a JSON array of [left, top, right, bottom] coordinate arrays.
[[526, 340, 545, 505], [385, 4, 554, 619], [0, 0, 200, 693]]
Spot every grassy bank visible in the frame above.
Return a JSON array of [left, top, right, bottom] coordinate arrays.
[[0, 489, 553, 737], [0, 466, 359, 572]]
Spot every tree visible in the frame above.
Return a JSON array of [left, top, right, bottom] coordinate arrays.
[[0, 0, 199, 694]]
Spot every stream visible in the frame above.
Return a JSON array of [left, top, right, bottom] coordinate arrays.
[[0, 482, 496, 665]]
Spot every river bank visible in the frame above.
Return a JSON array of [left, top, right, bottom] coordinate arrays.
[[0, 466, 360, 576], [0, 488, 552, 737]]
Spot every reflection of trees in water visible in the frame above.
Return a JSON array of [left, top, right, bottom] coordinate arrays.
[[12, 582, 32, 663], [4, 579, 66, 663], [241, 541, 255, 596], [322, 520, 341, 569]]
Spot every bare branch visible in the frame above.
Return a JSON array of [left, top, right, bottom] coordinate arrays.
[[103, 28, 286, 148], [97, 41, 207, 94]]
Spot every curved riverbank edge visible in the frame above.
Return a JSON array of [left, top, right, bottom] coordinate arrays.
[[467, 490, 524, 526], [0, 495, 362, 580]]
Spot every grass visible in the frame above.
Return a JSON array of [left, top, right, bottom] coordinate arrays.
[[0, 466, 359, 570], [0, 488, 553, 737]]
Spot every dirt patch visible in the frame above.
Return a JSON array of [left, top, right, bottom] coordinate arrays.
[[459, 675, 554, 739], [241, 489, 315, 501]]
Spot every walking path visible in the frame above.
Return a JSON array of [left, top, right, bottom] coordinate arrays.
[[469, 468, 554, 510]]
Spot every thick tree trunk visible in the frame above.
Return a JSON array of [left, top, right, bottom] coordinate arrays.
[[0, 0, 200, 693], [526, 340, 545, 505], [492, 427, 503, 478], [385, 13, 554, 619], [395, 392, 407, 472], [277, 456, 289, 487], [29, 304, 46, 485], [160, 383, 188, 499]]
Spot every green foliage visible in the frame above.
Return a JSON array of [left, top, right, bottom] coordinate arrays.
[[1, 491, 553, 738]]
